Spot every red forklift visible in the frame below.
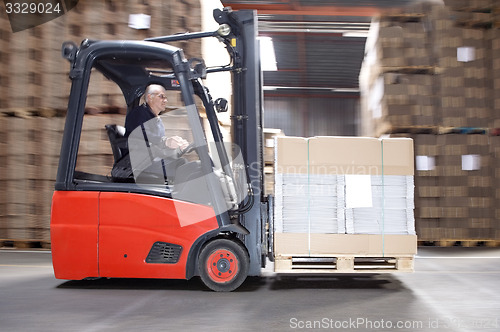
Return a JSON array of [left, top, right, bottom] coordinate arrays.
[[51, 8, 270, 291]]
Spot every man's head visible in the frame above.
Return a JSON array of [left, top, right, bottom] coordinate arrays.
[[144, 84, 168, 116]]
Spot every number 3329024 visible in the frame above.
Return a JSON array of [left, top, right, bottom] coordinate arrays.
[[5, 2, 62, 14]]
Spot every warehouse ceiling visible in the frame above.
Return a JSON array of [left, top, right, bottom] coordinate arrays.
[[221, 0, 426, 96]]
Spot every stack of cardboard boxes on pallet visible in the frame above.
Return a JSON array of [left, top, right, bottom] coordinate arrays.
[[273, 136, 417, 272], [360, 0, 500, 245], [406, 133, 494, 242], [0, 0, 201, 247], [0, 0, 202, 111], [263, 128, 284, 195], [0, 117, 64, 245], [492, 5, 500, 244]]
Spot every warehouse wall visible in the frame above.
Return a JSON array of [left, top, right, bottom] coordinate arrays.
[[263, 95, 359, 137]]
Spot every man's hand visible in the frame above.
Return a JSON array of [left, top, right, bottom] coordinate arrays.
[[165, 136, 190, 150]]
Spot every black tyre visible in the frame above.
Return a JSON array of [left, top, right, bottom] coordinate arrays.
[[198, 238, 249, 292]]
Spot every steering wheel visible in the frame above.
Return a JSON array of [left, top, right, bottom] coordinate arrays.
[[178, 142, 195, 157]]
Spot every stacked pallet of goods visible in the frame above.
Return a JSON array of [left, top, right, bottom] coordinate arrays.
[[492, 5, 500, 242], [0, 0, 201, 247], [273, 136, 417, 273], [263, 128, 284, 195], [360, 0, 500, 246], [0, 117, 63, 245]]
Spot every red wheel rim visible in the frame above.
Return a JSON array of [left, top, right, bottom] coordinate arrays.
[[206, 249, 239, 283]]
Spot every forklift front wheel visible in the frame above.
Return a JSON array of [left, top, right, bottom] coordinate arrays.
[[198, 238, 249, 292]]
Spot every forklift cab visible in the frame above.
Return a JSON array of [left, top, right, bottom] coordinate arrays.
[[51, 39, 251, 291]]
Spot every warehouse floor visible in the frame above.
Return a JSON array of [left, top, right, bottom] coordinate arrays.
[[1, 248, 499, 331]]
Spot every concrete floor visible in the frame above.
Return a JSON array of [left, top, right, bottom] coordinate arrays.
[[1, 248, 499, 332]]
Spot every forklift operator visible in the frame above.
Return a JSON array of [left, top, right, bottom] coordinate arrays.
[[125, 84, 189, 152], [124, 84, 191, 183]]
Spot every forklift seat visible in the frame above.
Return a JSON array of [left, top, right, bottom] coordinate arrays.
[[105, 124, 128, 164], [105, 124, 134, 181]]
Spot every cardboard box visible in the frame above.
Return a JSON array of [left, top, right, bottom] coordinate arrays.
[[275, 137, 308, 174], [274, 233, 417, 256], [309, 137, 382, 175], [275, 136, 414, 176]]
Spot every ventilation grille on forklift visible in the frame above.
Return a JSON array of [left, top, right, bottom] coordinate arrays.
[[146, 242, 183, 264]]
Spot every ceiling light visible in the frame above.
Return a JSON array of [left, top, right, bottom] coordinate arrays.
[[258, 37, 278, 71], [342, 31, 369, 38]]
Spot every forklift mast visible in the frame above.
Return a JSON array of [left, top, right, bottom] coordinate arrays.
[[216, 9, 266, 276]]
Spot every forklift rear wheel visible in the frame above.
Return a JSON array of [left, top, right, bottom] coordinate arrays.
[[198, 238, 249, 292]]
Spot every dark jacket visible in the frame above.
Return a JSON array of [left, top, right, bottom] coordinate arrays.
[[124, 103, 166, 146]]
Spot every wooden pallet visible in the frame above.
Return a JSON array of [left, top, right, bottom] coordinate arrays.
[[451, 5, 495, 13], [274, 255, 414, 274], [381, 125, 440, 135], [418, 240, 500, 248], [380, 65, 437, 75], [454, 17, 494, 28], [0, 239, 51, 250], [379, 13, 427, 23], [378, 125, 491, 137], [84, 105, 127, 115], [438, 126, 488, 135], [0, 107, 65, 118], [0, 106, 126, 118]]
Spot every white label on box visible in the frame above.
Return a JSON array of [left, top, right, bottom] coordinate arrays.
[[266, 138, 275, 148], [457, 46, 475, 62], [345, 174, 373, 208], [128, 14, 151, 30], [462, 154, 481, 171], [416, 155, 435, 171]]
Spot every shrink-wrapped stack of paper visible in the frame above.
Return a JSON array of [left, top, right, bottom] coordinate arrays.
[[274, 136, 415, 235]]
